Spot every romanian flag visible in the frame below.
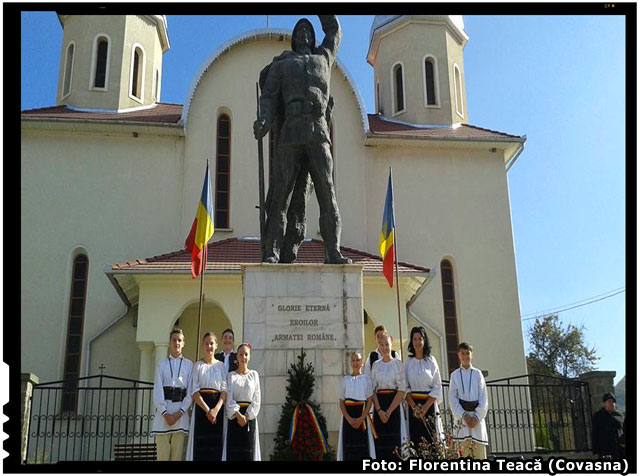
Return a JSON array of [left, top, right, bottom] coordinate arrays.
[[185, 161, 214, 278], [379, 170, 395, 287]]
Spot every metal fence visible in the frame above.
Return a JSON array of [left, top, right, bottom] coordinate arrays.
[[440, 373, 592, 455], [25, 372, 592, 462], [25, 374, 155, 463]]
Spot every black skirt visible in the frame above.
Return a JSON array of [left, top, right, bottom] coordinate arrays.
[[373, 390, 401, 460], [193, 389, 224, 461], [341, 399, 370, 461], [407, 392, 437, 447], [226, 402, 256, 461]]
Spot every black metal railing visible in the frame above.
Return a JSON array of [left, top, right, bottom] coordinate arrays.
[[440, 373, 592, 455], [25, 374, 155, 463], [25, 372, 591, 462]]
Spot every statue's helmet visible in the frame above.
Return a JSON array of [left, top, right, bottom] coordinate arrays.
[[291, 18, 316, 52]]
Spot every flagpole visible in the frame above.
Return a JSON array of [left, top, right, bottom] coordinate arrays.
[[390, 166, 404, 361], [195, 159, 209, 363], [195, 243, 205, 362]]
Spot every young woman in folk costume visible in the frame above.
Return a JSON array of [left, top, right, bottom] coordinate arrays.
[[337, 352, 376, 460], [225, 343, 262, 461], [186, 332, 228, 461], [370, 333, 408, 459], [404, 326, 444, 449]]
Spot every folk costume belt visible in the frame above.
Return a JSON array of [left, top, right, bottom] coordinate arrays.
[[344, 398, 378, 439], [376, 389, 397, 396], [459, 399, 479, 412], [409, 391, 431, 402], [163, 386, 187, 402], [199, 388, 221, 395]]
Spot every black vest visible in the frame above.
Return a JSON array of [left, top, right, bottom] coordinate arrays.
[[214, 351, 238, 372]]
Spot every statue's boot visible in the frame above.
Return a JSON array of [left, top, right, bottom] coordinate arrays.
[[326, 248, 351, 264]]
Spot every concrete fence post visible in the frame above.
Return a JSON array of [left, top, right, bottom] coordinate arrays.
[[21, 373, 39, 463], [578, 370, 616, 416]]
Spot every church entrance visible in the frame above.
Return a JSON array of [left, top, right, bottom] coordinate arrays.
[[173, 300, 233, 362]]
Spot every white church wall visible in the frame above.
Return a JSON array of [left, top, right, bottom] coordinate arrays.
[[363, 144, 527, 379], [88, 307, 140, 380], [21, 128, 185, 381]]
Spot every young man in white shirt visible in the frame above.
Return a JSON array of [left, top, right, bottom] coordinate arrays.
[[214, 328, 237, 373], [151, 328, 194, 461], [448, 341, 488, 459]]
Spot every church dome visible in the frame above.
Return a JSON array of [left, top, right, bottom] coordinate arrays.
[[369, 15, 465, 41], [367, 14, 470, 125], [368, 15, 467, 64]]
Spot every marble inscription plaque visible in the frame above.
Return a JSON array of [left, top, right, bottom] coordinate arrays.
[[265, 297, 343, 349]]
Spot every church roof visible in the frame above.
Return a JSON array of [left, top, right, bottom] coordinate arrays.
[[367, 114, 525, 142], [108, 237, 431, 276], [21, 103, 183, 124], [21, 104, 523, 142]]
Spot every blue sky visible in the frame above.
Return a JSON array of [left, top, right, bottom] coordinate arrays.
[[20, 13, 627, 384]]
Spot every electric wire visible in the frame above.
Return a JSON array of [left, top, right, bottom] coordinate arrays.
[[521, 287, 625, 322]]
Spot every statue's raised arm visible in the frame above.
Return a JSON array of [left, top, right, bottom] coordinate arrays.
[[318, 15, 342, 64]]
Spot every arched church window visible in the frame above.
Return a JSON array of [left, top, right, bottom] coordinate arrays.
[[215, 114, 231, 228], [424, 56, 438, 106], [94, 37, 109, 88], [440, 259, 460, 373], [62, 253, 89, 412], [89, 35, 110, 91], [62, 42, 75, 98], [453, 64, 464, 118], [392, 63, 405, 114], [130, 45, 145, 100]]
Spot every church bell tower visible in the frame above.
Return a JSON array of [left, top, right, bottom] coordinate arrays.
[[56, 15, 169, 112], [367, 15, 469, 125]]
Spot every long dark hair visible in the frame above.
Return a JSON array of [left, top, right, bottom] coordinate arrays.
[[407, 326, 431, 359]]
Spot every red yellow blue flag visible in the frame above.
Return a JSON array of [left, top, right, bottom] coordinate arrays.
[[379, 170, 395, 287], [185, 161, 214, 278]]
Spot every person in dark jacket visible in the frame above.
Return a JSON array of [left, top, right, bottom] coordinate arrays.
[[215, 329, 238, 373], [591, 392, 624, 458]]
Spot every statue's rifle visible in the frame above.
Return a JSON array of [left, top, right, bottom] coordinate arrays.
[[256, 83, 266, 261]]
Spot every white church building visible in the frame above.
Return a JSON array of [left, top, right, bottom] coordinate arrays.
[[21, 14, 529, 459]]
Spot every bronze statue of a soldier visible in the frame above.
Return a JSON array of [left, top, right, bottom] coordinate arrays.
[[254, 15, 350, 265]]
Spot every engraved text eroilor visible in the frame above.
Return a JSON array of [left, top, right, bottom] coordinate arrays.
[[266, 297, 343, 348]]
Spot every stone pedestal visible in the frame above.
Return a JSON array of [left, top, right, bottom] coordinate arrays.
[[242, 264, 364, 460], [579, 370, 616, 415], [21, 373, 39, 464]]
